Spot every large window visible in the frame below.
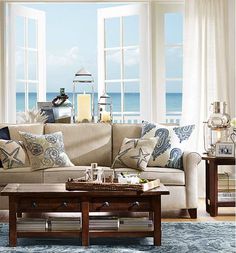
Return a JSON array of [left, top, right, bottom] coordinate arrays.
[[98, 4, 150, 123], [5, 2, 183, 124], [7, 4, 46, 122]]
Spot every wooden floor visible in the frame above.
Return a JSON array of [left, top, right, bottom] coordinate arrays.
[[0, 198, 235, 223]]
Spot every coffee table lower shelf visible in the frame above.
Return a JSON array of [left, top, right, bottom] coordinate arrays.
[[17, 230, 154, 238]]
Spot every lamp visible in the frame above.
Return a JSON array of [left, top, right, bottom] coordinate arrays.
[[72, 68, 94, 123], [98, 91, 113, 123], [203, 101, 231, 155]]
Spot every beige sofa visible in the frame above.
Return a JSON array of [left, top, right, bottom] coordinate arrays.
[[0, 123, 201, 218]]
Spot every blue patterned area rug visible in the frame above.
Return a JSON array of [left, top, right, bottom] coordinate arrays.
[[0, 222, 235, 253]]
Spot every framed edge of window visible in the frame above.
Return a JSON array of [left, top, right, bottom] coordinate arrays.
[[215, 142, 235, 158]]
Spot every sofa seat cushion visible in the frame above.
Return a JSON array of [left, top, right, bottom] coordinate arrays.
[[43, 166, 113, 183], [114, 167, 185, 186], [0, 167, 44, 185]]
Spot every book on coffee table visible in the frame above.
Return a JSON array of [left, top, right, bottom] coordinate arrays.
[[17, 218, 46, 231], [119, 217, 153, 231], [48, 217, 81, 231], [89, 216, 118, 230]]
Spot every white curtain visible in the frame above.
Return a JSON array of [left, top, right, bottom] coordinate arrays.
[[181, 0, 230, 153]]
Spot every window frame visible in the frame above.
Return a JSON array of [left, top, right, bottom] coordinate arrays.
[[6, 3, 46, 122], [97, 3, 151, 123]]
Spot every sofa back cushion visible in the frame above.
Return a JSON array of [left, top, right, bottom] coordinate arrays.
[[112, 124, 142, 162], [44, 123, 112, 166], [0, 124, 44, 141]]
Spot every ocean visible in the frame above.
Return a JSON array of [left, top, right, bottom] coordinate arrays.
[[16, 92, 182, 114]]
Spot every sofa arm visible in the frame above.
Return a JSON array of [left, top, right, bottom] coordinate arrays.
[[183, 151, 201, 208]]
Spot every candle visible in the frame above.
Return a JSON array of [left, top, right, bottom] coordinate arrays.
[[216, 130, 221, 142], [77, 93, 91, 122], [101, 111, 111, 122]]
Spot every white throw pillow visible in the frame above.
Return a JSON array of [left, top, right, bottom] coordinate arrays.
[[0, 140, 30, 169], [141, 122, 195, 169], [112, 137, 158, 171], [19, 131, 74, 170]]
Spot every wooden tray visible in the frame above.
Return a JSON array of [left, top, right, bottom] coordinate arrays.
[[65, 178, 160, 192]]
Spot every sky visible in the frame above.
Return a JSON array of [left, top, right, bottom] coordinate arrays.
[[16, 3, 183, 93]]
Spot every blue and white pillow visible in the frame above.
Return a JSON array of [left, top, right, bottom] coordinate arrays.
[[19, 131, 74, 171], [141, 122, 195, 169]]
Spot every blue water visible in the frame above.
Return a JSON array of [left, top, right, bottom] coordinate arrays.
[[16, 92, 182, 114]]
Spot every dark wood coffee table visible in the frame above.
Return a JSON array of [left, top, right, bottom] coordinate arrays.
[[1, 183, 169, 247]]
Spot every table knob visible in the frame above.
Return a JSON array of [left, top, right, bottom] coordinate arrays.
[[32, 202, 37, 208], [102, 201, 109, 207], [62, 202, 68, 207], [131, 201, 140, 208]]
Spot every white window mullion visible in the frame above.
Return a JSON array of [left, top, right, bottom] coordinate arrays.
[[104, 45, 139, 51], [35, 19, 39, 103], [37, 11, 46, 102], [120, 16, 124, 122], [97, 12, 105, 98], [16, 46, 38, 52], [25, 17, 29, 111], [166, 78, 183, 81], [105, 79, 140, 83]]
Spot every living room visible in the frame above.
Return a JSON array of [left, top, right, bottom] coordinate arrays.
[[0, 0, 235, 252]]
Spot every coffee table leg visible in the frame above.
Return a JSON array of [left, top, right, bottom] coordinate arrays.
[[152, 196, 161, 246], [149, 211, 153, 220], [9, 196, 17, 247], [82, 201, 89, 246]]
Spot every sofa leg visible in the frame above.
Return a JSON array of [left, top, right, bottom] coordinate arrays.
[[188, 208, 197, 218]]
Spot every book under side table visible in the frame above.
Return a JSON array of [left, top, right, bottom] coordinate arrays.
[[0, 183, 169, 247]]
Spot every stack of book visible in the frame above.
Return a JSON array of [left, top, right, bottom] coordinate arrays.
[[17, 218, 46, 231], [49, 217, 81, 231], [119, 217, 153, 231], [218, 191, 236, 202], [89, 216, 118, 230], [218, 173, 236, 202]]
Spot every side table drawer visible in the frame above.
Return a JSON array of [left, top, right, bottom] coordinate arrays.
[[18, 198, 81, 212], [90, 197, 151, 212]]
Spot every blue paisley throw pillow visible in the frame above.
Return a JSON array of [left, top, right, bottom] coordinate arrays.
[[141, 122, 195, 169], [19, 131, 74, 170]]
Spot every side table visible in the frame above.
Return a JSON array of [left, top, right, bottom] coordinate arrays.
[[202, 155, 235, 217]]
